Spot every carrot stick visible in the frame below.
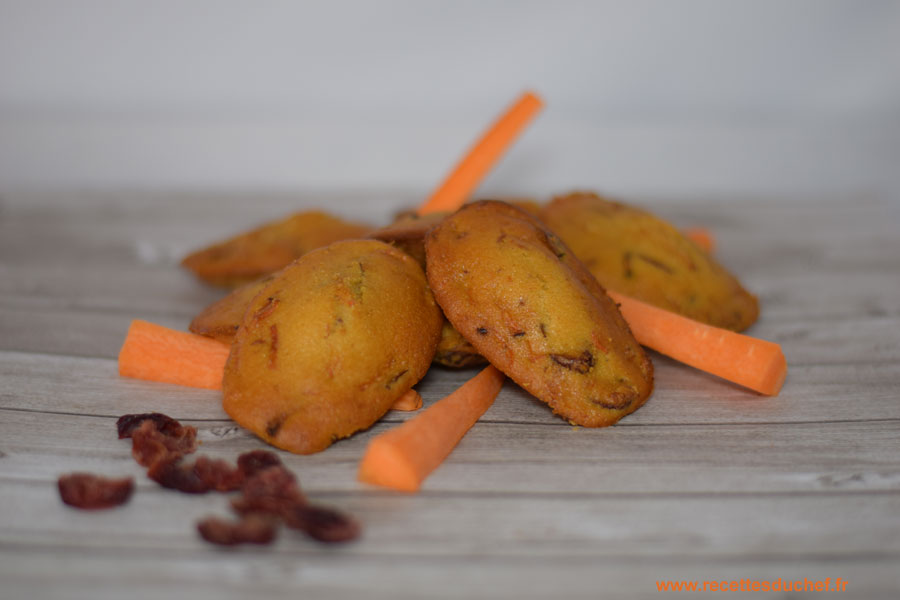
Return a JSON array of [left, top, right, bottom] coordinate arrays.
[[684, 227, 716, 253], [118, 320, 230, 390], [390, 389, 423, 412], [417, 91, 544, 216], [358, 366, 504, 492], [608, 292, 787, 395]]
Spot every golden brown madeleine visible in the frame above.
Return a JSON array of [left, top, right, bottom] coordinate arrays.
[[188, 274, 276, 343], [540, 192, 759, 331], [223, 240, 442, 454], [425, 201, 653, 427], [181, 211, 371, 287]]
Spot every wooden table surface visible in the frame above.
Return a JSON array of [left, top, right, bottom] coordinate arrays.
[[1, 191, 898, 599]]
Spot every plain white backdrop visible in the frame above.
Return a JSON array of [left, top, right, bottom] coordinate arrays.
[[1, 0, 898, 198]]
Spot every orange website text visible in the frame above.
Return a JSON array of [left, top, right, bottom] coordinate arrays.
[[656, 578, 847, 592]]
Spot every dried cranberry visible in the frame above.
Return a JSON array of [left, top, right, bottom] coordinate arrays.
[[236, 449, 283, 477], [193, 456, 244, 492], [113, 412, 361, 546], [231, 465, 305, 515], [197, 514, 277, 546], [148, 455, 244, 494], [130, 420, 198, 468], [116, 413, 183, 439], [282, 504, 361, 543], [147, 456, 209, 494], [58, 473, 134, 510]]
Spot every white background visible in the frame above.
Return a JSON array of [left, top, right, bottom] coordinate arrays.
[[1, 0, 898, 199]]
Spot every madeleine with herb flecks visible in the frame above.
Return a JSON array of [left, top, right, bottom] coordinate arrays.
[[540, 192, 758, 331], [426, 201, 653, 427], [223, 240, 442, 454]]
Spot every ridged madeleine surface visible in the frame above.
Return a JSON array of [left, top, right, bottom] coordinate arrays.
[[425, 201, 653, 427], [223, 240, 442, 454], [541, 192, 758, 331]]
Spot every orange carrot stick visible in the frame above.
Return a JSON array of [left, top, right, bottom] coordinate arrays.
[[118, 320, 230, 390], [684, 227, 716, 253], [390, 389, 423, 412], [608, 292, 787, 395], [358, 366, 504, 492], [417, 91, 544, 216]]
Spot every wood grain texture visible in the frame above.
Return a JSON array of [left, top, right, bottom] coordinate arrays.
[[0, 190, 898, 599]]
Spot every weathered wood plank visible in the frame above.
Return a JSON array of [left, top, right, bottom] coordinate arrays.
[[2, 191, 896, 276], [0, 263, 224, 320], [2, 351, 898, 426], [2, 477, 899, 559], [2, 295, 897, 364], [2, 408, 899, 495], [1, 549, 896, 600], [0, 191, 397, 273], [1, 198, 894, 275], [0, 304, 186, 358]]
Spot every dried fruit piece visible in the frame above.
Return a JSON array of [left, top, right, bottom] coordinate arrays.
[[58, 473, 134, 510], [130, 419, 198, 468], [540, 192, 759, 331], [197, 514, 278, 546], [281, 504, 361, 543], [426, 200, 654, 427], [236, 449, 284, 477], [148, 455, 244, 494], [120, 415, 282, 497], [120, 413, 247, 495], [192, 456, 245, 492], [116, 412, 183, 439], [113, 414, 360, 546], [227, 466, 360, 543], [147, 456, 210, 494], [231, 465, 305, 516]]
